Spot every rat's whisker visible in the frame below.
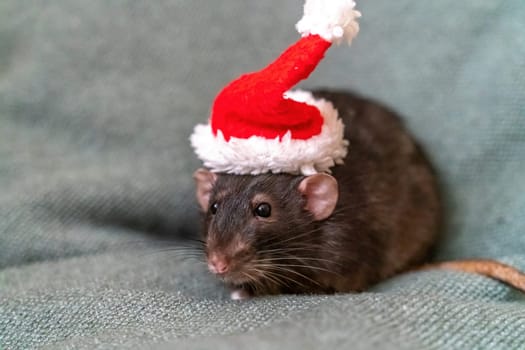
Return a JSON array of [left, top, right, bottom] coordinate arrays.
[[240, 271, 260, 295], [257, 247, 323, 255], [274, 263, 342, 276], [253, 263, 322, 287], [261, 268, 310, 289], [251, 266, 304, 289], [146, 247, 204, 255], [248, 268, 284, 289], [257, 254, 346, 275], [138, 247, 205, 260], [87, 239, 190, 252], [182, 237, 207, 246], [255, 256, 341, 266], [260, 228, 323, 247]]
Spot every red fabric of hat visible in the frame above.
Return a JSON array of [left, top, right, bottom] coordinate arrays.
[[211, 35, 331, 141]]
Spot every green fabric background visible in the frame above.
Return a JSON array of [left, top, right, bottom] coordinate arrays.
[[1, 1, 524, 349]]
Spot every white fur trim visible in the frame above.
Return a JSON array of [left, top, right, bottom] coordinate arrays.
[[190, 90, 349, 176], [296, 0, 361, 45]]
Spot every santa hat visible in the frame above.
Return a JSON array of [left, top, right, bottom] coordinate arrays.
[[191, 0, 361, 175]]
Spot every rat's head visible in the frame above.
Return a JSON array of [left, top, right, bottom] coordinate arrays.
[[193, 168, 339, 291]]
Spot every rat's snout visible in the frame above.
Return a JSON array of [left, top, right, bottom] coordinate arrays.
[[208, 253, 230, 275], [205, 237, 254, 282]]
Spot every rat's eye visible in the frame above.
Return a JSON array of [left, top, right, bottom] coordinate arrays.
[[254, 203, 271, 218], [210, 202, 218, 215]]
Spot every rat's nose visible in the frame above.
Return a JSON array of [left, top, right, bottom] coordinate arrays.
[[208, 253, 229, 275]]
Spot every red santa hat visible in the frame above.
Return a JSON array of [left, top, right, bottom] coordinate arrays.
[[191, 0, 361, 175]]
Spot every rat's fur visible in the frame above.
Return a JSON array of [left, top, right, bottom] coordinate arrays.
[[196, 90, 441, 296]]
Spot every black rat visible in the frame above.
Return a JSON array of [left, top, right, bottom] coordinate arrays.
[[193, 90, 525, 299]]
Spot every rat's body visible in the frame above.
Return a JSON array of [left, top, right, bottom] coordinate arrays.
[[194, 90, 525, 297]]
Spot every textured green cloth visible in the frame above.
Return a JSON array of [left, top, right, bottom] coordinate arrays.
[[1, 1, 525, 349]]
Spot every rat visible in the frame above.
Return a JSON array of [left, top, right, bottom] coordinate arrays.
[[193, 89, 525, 299]]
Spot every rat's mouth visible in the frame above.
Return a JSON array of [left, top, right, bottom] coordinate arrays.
[[221, 275, 250, 285], [219, 270, 258, 285], [211, 263, 268, 286]]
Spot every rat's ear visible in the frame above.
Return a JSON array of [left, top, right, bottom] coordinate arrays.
[[193, 168, 217, 211], [298, 173, 339, 221]]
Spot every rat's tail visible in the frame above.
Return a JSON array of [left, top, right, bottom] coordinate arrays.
[[421, 259, 525, 293]]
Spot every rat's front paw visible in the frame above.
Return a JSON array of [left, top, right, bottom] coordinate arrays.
[[230, 288, 251, 300]]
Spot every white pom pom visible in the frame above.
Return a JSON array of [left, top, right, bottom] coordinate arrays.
[[296, 0, 361, 45]]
